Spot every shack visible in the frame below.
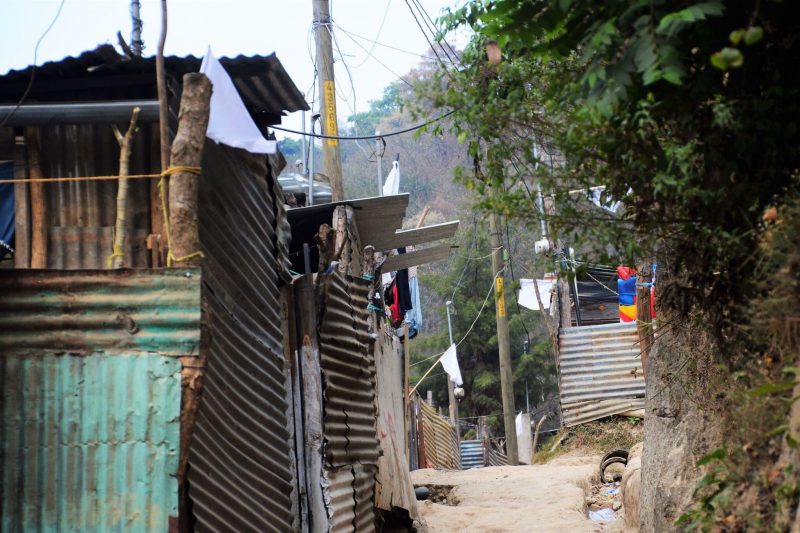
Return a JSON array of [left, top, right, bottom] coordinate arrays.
[[0, 45, 459, 532]]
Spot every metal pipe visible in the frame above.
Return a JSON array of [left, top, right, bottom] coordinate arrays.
[[445, 300, 459, 444], [0, 100, 159, 126], [309, 114, 320, 206], [376, 132, 383, 196], [130, 0, 143, 56], [301, 110, 308, 176], [532, 143, 548, 240]]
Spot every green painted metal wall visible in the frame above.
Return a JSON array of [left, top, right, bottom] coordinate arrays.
[[0, 269, 200, 533]]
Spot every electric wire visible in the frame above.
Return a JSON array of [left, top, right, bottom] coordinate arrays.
[[409, 0, 457, 66], [334, 23, 435, 60], [403, 0, 451, 75], [333, 21, 415, 88], [270, 109, 455, 140], [410, 0, 463, 67], [351, 0, 393, 68], [0, 0, 67, 128]]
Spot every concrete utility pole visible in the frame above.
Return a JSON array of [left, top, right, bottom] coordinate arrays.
[[489, 207, 519, 465], [312, 0, 344, 202]]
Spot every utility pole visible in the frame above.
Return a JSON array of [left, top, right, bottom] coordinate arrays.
[[376, 132, 383, 196], [312, 0, 344, 201], [489, 207, 519, 465], [445, 301, 459, 435]]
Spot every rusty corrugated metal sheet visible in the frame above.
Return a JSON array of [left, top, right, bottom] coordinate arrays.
[[188, 141, 297, 532], [318, 271, 379, 530], [418, 401, 460, 470], [319, 272, 379, 467], [0, 268, 197, 532], [558, 322, 645, 427], [326, 468, 356, 532], [0, 268, 200, 355]]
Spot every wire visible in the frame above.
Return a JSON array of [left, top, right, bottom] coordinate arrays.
[[334, 24, 435, 61], [333, 21, 415, 88], [411, 265, 505, 368], [410, 0, 463, 68], [270, 110, 455, 140], [351, 0, 392, 68], [404, 0, 450, 74], [0, 0, 66, 128]]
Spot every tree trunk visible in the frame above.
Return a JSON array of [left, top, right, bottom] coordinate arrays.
[[168, 73, 211, 267], [111, 107, 141, 268]]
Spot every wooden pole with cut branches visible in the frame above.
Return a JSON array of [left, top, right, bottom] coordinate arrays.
[[111, 107, 140, 268]]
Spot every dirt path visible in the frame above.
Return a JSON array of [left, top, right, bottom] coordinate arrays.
[[411, 454, 603, 533]]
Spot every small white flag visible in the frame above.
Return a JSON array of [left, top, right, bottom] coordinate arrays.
[[518, 279, 554, 311], [382, 160, 400, 196], [200, 48, 277, 155], [440, 343, 463, 386]]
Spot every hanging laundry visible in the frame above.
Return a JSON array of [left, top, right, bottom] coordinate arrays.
[[382, 160, 400, 196], [405, 276, 423, 339], [440, 344, 463, 386], [200, 49, 277, 154], [0, 162, 14, 262], [518, 279, 554, 311], [617, 265, 637, 322]]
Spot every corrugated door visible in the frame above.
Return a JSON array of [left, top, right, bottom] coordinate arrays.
[[188, 142, 297, 532], [558, 322, 645, 426], [318, 272, 379, 532], [0, 269, 200, 533]]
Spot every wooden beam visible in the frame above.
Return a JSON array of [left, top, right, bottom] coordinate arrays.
[[373, 220, 459, 252], [382, 243, 452, 272], [12, 136, 30, 268]]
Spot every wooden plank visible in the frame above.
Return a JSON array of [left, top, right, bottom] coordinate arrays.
[[382, 243, 452, 272], [296, 276, 328, 533], [12, 135, 30, 268], [371, 220, 459, 252]]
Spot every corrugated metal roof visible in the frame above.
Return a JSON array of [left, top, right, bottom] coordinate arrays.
[[558, 322, 645, 427], [188, 141, 297, 532], [0, 268, 200, 356], [0, 269, 194, 532], [0, 45, 308, 118]]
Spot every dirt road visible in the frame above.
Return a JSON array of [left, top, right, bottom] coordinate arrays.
[[411, 454, 604, 533]]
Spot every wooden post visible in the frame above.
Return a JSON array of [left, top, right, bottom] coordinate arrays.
[[25, 128, 46, 269], [532, 414, 547, 458], [297, 276, 329, 533], [12, 135, 30, 268], [316, 223, 335, 272], [403, 322, 411, 459], [111, 107, 141, 268], [168, 73, 211, 267]]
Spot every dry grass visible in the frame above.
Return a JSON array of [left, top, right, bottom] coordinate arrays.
[[533, 416, 644, 464]]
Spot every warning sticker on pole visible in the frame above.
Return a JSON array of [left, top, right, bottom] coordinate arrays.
[[496, 276, 506, 317], [323, 80, 339, 146]]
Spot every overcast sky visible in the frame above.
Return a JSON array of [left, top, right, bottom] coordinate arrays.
[[0, 0, 467, 139]]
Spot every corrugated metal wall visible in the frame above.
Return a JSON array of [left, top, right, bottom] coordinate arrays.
[[0, 269, 200, 533], [417, 400, 461, 470], [318, 271, 379, 532], [187, 142, 297, 532], [558, 322, 645, 426]]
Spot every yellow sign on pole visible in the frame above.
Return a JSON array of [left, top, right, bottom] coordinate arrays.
[[323, 80, 339, 146], [496, 276, 506, 317]]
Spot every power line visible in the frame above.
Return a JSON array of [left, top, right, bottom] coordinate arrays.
[[403, 0, 450, 74], [0, 0, 66, 128], [333, 20, 415, 88], [334, 23, 434, 61], [270, 109, 455, 140], [351, 0, 392, 68], [410, 0, 463, 67]]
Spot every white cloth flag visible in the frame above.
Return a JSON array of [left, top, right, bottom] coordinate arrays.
[[200, 49, 277, 154], [440, 343, 463, 386], [382, 160, 400, 196], [518, 279, 554, 311]]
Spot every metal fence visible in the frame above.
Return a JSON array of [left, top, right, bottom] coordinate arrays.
[[414, 398, 461, 470], [558, 322, 645, 426]]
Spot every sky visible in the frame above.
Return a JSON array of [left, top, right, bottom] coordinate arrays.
[[0, 0, 468, 139]]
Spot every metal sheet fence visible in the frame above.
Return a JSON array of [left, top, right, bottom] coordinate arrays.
[[416, 399, 461, 470], [558, 322, 645, 426]]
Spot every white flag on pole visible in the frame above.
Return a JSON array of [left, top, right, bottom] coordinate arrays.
[[440, 343, 463, 386], [518, 279, 554, 311], [200, 49, 277, 154], [382, 160, 400, 196]]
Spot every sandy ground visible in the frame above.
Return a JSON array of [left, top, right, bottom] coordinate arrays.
[[411, 454, 606, 533]]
